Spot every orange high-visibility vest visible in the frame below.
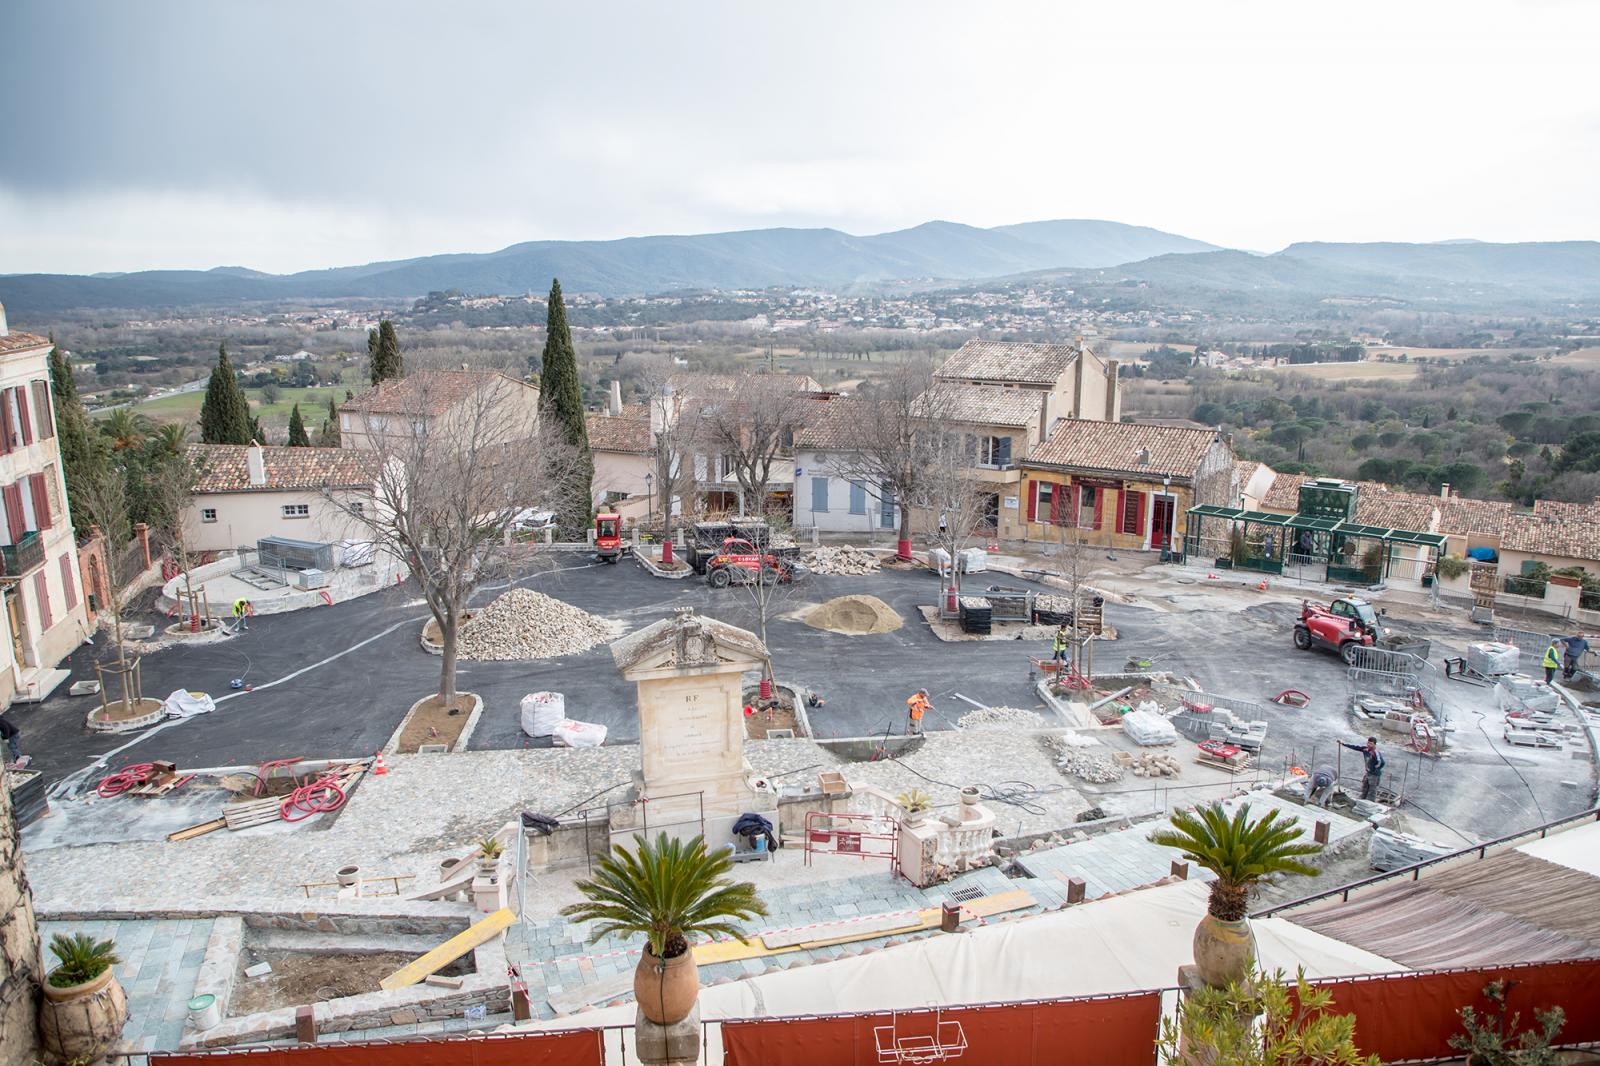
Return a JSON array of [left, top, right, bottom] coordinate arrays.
[[907, 694, 929, 720]]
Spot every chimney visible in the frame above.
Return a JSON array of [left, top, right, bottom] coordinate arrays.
[[246, 441, 267, 487], [608, 379, 623, 417], [1439, 483, 1450, 500], [0, 300, 7, 336]]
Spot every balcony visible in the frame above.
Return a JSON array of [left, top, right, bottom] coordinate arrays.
[[1, 531, 46, 578]]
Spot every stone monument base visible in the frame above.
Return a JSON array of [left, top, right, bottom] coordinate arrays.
[[608, 771, 779, 848], [635, 1002, 701, 1066]]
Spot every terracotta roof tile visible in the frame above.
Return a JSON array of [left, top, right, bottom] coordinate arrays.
[[585, 413, 653, 455], [1024, 420, 1222, 479], [1503, 503, 1600, 561], [794, 396, 865, 451], [189, 444, 382, 493], [0, 330, 50, 356], [912, 383, 1041, 428], [341, 368, 532, 417], [1440, 496, 1512, 537], [935, 340, 1087, 386], [1355, 491, 1439, 532]]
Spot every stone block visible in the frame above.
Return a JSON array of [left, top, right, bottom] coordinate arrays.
[[634, 1003, 701, 1065]]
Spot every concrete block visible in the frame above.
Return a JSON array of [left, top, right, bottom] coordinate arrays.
[[423, 975, 463, 990], [295, 1005, 317, 1043], [244, 961, 272, 978]]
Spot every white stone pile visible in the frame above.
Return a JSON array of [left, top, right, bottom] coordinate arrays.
[[801, 545, 882, 575], [1125, 752, 1182, 778], [956, 705, 1043, 730], [457, 588, 621, 661], [1044, 733, 1124, 783]]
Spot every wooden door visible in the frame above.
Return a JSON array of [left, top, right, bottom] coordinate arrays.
[[1151, 495, 1174, 549]]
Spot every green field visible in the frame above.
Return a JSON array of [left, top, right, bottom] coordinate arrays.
[[110, 385, 357, 428]]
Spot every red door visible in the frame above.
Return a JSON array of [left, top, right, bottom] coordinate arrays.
[[1150, 495, 1175, 549]]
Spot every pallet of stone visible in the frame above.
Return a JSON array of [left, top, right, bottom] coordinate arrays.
[[223, 796, 284, 830], [1195, 740, 1250, 773], [958, 597, 992, 634]]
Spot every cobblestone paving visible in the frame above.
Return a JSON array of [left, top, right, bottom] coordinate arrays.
[[39, 918, 214, 1053]]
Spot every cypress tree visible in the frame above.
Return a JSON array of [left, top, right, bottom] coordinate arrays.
[[539, 279, 593, 536], [369, 319, 403, 385], [320, 395, 341, 447], [287, 404, 311, 447], [200, 343, 252, 445], [250, 415, 267, 445], [48, 343, 104, 536]]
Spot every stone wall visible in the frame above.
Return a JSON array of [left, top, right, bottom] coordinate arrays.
[[523, 814, 610, 872], [0, 766, 42, 1066]]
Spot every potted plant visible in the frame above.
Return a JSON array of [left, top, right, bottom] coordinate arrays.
[[896, 789, 934, 827], [561, 833, 766, 1025], [1149, 804, 1321, 988], [39, 932, 128, 1063], [476, 835, 504, 878]]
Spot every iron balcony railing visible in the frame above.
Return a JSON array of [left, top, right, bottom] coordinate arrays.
[[1, 530, 45, 576]]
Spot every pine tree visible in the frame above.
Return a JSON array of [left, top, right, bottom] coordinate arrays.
[[538, 279, 593, 536], [320, 395, 342, 447], [199, 343, 252, 445], [287, 404, 310, 447], [369, 319, 403, 385]]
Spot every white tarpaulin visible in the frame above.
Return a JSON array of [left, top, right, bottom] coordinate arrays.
[[1516, 820, 1600, 878], [162, 689, 215, 718]]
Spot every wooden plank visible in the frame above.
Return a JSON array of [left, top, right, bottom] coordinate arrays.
[[379, 907, 515, 990], [167, 817, 227, 842]]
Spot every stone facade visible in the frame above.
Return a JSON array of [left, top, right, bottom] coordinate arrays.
[[0, 766, 42, 1066]]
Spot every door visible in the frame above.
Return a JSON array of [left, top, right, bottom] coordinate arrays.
[[979, 493, 1000, 534], [1151, 495, 1175, 549]]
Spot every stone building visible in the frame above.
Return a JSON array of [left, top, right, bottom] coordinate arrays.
[[0, 765, 42, 1066]]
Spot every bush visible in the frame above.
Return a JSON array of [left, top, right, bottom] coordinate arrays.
[[1435, 555, 1470, 580], [1450, 978, 1564, 1065], [47, 932, 120, 988]]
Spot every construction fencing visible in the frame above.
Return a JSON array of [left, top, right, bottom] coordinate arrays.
[[148, 1030, 603, 1065]]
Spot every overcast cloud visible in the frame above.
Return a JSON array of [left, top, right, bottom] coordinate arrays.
[[3, 0, 1597, 274]]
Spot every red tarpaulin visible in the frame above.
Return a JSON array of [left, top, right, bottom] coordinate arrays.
[[723, 992, 1162, 1066], [151, 1030, 603, 1066]]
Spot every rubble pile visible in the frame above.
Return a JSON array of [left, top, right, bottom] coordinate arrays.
[[457, 588, 620, 661], [1057, 750, 1124, 783], [1123, 752, 1182, 778], [800, 545, 882, 576], [957, 705, 1044, 730]]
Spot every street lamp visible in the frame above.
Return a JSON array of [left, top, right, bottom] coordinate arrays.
[[645, 471, 655, 529]]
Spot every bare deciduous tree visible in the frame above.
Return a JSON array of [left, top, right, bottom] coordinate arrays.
[[698, 374, 814, 515], [638, 363, 704, 528], [825, 359, 940, 560], [913, 421, 995, 604], [326, 369, 580, 708]]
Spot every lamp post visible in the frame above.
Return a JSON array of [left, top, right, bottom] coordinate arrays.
[[645, 472, 655, 530]]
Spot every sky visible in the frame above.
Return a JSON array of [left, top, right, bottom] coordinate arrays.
[[3, 0, 1598, 275]]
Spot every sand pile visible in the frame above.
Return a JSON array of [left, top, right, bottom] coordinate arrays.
[[804, 594, 902, 635], [456, 588, 621, 660]]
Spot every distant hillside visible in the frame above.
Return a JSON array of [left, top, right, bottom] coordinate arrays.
[[0, 219, 1217, 313], [1279, 240, 1600, 295]]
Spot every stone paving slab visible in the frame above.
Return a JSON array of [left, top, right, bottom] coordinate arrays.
[[40, 918, 215, 1053]]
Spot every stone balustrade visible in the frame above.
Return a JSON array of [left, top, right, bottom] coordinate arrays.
[[847, 783, 996, 886]]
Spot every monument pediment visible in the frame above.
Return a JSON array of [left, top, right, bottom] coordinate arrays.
[[610, 608, 769, 679]]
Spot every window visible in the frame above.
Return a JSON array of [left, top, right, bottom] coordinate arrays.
[[1078, 485, 1097, 529], [282, 504, 310, 519], [880, 487, 897, 528], [719, 454, 738, 479], [350, 501, 365, 515], [1034, 482, 1054, 523], [201, 508, 218, 523], [976, 435, 1012, 467], [32, 381, 54, 440], [810, 475, 830, 513], [849, 480, 867, 515]]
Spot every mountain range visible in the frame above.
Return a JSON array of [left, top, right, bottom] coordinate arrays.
[[3, 220, 1600, 315]]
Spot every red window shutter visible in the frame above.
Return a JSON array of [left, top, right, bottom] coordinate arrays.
[[3, 483, 22, 542], [32, 381, 54, 439], [34, 570, 52, 630], [1134, 491, 1147, 537], [1025, 480, 1036, 523], [60, 554, 77, 610], [1092, 488, 1104, 530], [0, 394, 12, 454], [15, 387, 31, 445], [29, 474, 50, 530]]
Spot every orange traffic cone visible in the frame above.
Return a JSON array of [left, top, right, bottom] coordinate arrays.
[[372, 751, 388, 776], [1257, 579, 1268, 591]]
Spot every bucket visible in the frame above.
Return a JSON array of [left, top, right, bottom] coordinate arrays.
[[662, 539, 674, 564], [759, 677, 773, 701], [188, 993, 221, 1032], [337, 866, 360, 887]]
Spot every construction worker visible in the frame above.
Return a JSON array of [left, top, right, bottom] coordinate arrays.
[[1339, 736, 1386, 801], [1542, 639, 1562, 684], [1306, 766, 1336, 808], [0, 712, 22, 768], [906, 689, 931, 735], [1052, 625, 1070, 668], [1564, 632, 1590, 681], [232, 598, 252, 632]]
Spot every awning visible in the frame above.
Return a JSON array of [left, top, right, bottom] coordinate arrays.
[[1185, 505, 1447, 551]]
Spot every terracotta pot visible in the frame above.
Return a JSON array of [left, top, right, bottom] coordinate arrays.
[[39, 966, 129, 1064], [634, 945, 699, 1024], [1192, 913, 1254, 988]]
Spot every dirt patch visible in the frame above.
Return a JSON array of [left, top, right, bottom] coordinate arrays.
[[804, 594, 902, 635], [741, 689, 799, 739], [395, 693, 477, 753], [228, 950, 471, 1015], [89, 697, 165, 723]]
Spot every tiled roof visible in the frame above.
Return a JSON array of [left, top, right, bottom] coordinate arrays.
[[585, 413, 653, 455], [189, 444, 382, 493], [912, 383, 1041, 428], [1503, 503, 1600, 562], [1024, 420, 1222, 479], [1355, 490, 1439, 533], [342, 368, 531, 416], [0, 330, 50, 356], [1440, 496, 1512, 537], [794, 396, 864, 451], [934, 340, 1086, 386]]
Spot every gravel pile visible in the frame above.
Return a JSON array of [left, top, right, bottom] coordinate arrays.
[[457, 588, 621, 661], [1057, 750, 1124, 783], [1128, 752, 1182, 778], [956, 705, 1044, 730], [801, 545, 881, 575]]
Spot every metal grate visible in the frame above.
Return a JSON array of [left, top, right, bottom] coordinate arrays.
[[948, 884, 985, 903]]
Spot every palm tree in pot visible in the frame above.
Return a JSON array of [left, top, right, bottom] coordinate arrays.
[[561, 833, 767, 1025], [1149, 804, 1322, 988], [39, 932, 128, 1063]]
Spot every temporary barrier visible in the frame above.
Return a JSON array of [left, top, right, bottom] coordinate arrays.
[[150, 1030, 603, 1066], [1306, 958, 1600, 1062], [722, 991, 1162, 1066]]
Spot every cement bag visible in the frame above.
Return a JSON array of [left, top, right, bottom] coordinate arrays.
[[1122, 709, 1177, 746], [1369, 827, 1453, 871], [1466, 641, 1520, 678], [551, 719, 607, 748], [338, 539, 375, 567], [520, 691, 565, 737], [957, 548, 988, 574], [163, 689, 215, 718], [928, 548, 951, 572], [1136, 700, 1161, 716]]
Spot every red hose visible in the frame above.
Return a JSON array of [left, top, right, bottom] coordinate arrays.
[[97, 763, 154, 797], [280, 773, 347, 822]]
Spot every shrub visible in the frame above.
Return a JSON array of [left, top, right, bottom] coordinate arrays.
[[47, 932, 120, 988]]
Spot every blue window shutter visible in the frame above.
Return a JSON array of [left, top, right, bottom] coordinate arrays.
[[849, 480, 867, 514], [997, 436, 1011, 466], [811, 476, 829, 513], [881, 487, 897, 528]]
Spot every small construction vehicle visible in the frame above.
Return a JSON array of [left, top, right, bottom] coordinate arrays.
[[705, 537, 793, 588], [594, 513, 624, 563], [1294, 597, 1381, 663]]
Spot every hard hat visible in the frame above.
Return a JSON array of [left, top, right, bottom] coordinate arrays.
[[230, 678, 245, 690]]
